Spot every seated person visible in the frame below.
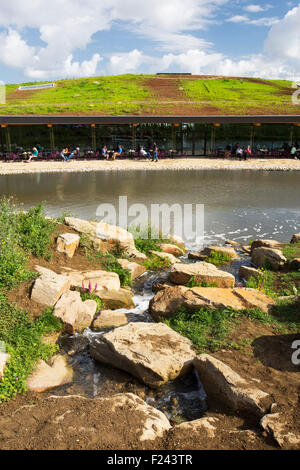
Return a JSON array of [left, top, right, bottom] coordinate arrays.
[[139, 146, 150, 159], [26, 147, 39, 163], [101, 145, 109, 160], [112, 144, 123, 161]]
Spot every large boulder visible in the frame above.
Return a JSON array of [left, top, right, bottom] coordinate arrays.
[[201, 245, 239, 260], [168, 234, 186, 248], [289, 258, 300, 271], [61, 268, 121, 291], [194, 354, 271, 418], [159, 243, 186, 257], [150, 251, 179, 265], [251, 247, 286, 271], [260, 412, 300, 450], [95, 288, 134, 309], [26, 355, 73, 393], [0, 352, 10, 379], [90, 322, 195, 388], [53, 290, 97, 334], [239, 265, 261, 281], [117, 258, 147, 280], [56, 233, 80, 258], [31, 268, 71, 307], [149, 286, 275, 320], [92, 309, 128, 330], [290, 234, 300, 244], [250, 239, 282, 252], [170, 262, 235, 288]]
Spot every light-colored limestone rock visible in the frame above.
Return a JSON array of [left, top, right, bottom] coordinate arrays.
[[173, 417, 219, 438], [95, 288, 134, 309], [117, 258, 147, 280], [53, 290, 97, 334], [291, 234, 300, 244], [239, 265, 261, 281], [251, 247, 286, 271], [201, 245, 239, 260], [188, 252, 208, 261], [149, 286, 275, 320], [194, 354, 271, 417], [0, 352, 10, 379], [61, 268, 121, 292], [56, 233, 80, 258], [26, 355, 73, 392], [92, 309, 128, 330], [250, 239, 282, 252], [31, 268, 71, 307], [260, 413, 300, 450], [90, 322, 195, 388], [160, 243, 186, 257], [150, 251, 179, 265], [170, 262, 235, 288]]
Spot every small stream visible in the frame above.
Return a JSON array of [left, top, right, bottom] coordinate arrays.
[[49, 247, 249, 423]]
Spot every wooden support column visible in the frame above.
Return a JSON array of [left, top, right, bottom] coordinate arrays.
[[47, 124, 55, 153], [132, 123, 138, 149], [91, 123, 96, 151], [1, 125, 11, 153]]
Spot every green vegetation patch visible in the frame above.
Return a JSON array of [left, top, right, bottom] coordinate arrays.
[[205, 250, 232, 266], [247, 268, 300, 298], [164, 299, 299, 354], [0, 296, 62, 402]]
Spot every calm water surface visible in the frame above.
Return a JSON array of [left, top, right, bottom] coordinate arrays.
[[1, 170, 299, 247]]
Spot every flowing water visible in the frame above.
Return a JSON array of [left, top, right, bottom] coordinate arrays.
[[1, 170, 300, 248], [1, 169, 299, 420]]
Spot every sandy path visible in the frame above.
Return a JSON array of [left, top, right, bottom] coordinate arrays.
[[1, 158, 300, 175]]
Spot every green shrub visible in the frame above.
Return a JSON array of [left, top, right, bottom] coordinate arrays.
[[205, 250, 232, 266], [15, 203, 56, 259], [143, 254, 171, 271], [0, 296, 62, 402], [186, 276, 217, 288]]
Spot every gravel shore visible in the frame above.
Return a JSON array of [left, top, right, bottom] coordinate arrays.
[[1, 158, 300, 175]]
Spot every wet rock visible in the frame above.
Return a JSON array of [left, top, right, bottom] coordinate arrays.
[[152, 279, 175, 293], [250, 239, 282, 252], [260, 413, 300, 450], [95, 288, 134, 309], [188, 252, 208, 261], [150, 251, 179, 264], [201, 245, 239, 259], [117, 258, 147, 280], [193, 354, 271, 418], [92, 309, 128, 330], [173, 417, 219, 438], [289, 258, 300, 271], [239, 265, 261, 281], [0, 352, 10, 379], [56, 233, 80, 258], [26, 355, 73, 392], [251, 247, 286, 271], [225, 240, 242, 247], [290, 234, 300, 244], [31, 268, 71, 307], [170, 262, 235, 288], [61, 268, 121, 291], [53, 290, 97, 334], [159, 243, 186, 257], [90, 322, 195, 388]]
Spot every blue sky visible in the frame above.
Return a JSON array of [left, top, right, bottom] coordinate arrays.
[[0, 0, 300, 83]]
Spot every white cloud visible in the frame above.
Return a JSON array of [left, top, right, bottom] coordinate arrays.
[[265, 5, 300, 61], [227, 14, 279, 26], [244, 5, 264, 13], [227, 15, 249, 23]]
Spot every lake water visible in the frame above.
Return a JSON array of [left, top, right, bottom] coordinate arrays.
[[1, 170, 300, 248]]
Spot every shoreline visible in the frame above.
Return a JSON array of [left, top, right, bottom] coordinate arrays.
[[1, 157, 300, 175]]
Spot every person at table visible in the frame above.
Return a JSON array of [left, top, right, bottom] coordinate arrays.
[[291, 144, 297, 157], [101, 145, 109, 160], [139, 146, 151, 159], [112, 144, 123, 161], [26, 147, 39, 162]]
